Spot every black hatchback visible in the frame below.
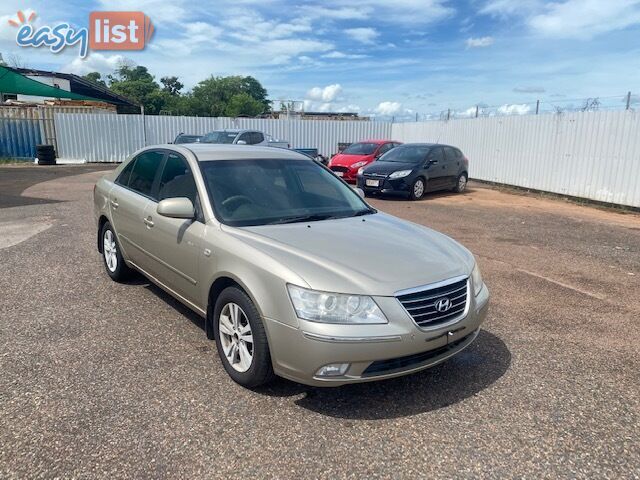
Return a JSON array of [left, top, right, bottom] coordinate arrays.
[[357, 143, 469, 200]]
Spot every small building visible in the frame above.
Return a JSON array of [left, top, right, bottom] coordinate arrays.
[[0, 66, 137, 112], [267, 110, 370, 121]]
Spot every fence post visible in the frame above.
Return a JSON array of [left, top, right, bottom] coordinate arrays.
[[535, 100, 540, 115], [140, 105, 147, 146], [475, 105, 479, 118], [626, 91, 631, 110], [447, 109, 451, 121]]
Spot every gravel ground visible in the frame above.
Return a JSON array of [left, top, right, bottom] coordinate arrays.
[[0, 166, 638, 479]]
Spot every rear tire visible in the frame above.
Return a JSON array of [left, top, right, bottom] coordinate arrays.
[[214, 287, 275, 388], [100, 221, 132, 282], [453, 173, 468, 193], [409, 177, 426, 200]]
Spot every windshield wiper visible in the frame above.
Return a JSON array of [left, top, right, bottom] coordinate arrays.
[[353, 208, 376, 217], [267, 214, 337, 225]]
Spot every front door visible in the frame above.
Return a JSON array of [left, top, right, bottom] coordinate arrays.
[[140, 152, 205, 307], [109, 150, 164, 267]]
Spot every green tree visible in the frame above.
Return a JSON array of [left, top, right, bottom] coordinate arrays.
[[82, 71, 106, 87], [225, 93, 266, 117], [160, 76, 183, 95], [108, 65, 162, 113], [190, 75, 270, 117]]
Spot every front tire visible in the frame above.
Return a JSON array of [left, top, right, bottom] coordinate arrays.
[[101, 221, 131, 281], [409, 177, 426, 200], [214, 287, 275, 388]]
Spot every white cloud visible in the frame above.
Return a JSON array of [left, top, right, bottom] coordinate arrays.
[[497, 103, 531, 115], [97, 0, 190, 24], [375, 101, 403, 116], [529, 0, 640, 39], [298, 6, 371, 20], [345, 27, 379, 44], [513, 86, 546, 93], [306, 84, 343, 102], [466, 36, 494, 48], [322, 51, 368, 59], [62, 53, 129, 76], [481, 0, 640, 39]]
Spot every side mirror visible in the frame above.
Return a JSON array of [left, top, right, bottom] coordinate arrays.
[[354, 187, 365, 199], [157, 197, 195, 219], [236, 140, 247, 145]]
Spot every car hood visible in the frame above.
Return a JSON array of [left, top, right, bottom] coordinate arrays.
[[363, 161, 417, 175], [222, 213, 474, 296], [331, 153, 373, 168]]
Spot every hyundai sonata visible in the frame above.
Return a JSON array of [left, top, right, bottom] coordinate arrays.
[[94, 144, 489, 387]]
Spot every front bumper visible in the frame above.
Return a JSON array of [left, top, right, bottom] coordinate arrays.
[[357, 174, 414, 195], [265, 284, 490, 387]]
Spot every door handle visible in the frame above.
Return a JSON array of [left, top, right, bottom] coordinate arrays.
[[143, 216, 154, 228], [110, 199, 119, 209]]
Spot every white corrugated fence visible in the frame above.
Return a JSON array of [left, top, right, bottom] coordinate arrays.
[[391, 110, 640, 207], [52, 110, 640, 207]]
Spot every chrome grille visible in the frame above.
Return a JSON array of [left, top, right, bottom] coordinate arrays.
[[397, 277, 468, 328]]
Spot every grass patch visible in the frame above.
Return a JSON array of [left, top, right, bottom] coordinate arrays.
[[0, 157, 33, 165]]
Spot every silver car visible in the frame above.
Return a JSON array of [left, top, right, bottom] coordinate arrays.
[[94, 144, 489, 387]]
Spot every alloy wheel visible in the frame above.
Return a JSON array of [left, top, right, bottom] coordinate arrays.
[[414, 179, 425, 198], [103, 230, 118, 272], [218, 302, 254, 372], [458, 175, 467, 192]]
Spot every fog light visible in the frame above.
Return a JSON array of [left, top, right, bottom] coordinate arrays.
[[316, 363, 350, 377]]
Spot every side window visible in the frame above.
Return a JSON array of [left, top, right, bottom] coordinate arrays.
[[428, 147, 445, 164], [377, 143, 393, 156], [116, 159, 136, 186], [251, 132, 264, 144], [444, 147, 460, 162], [158, 153, 203, 221], [237, 132, 251, 144], [128, 150, 164, 198], [158, 153, 197, 204]]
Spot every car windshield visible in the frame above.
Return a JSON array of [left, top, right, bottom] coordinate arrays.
[[379, 145, 431, 163], [201, 131, 238, 144], [342, 142, 378, 155], [174, 135, 201, 144], [200, 159, 374, 227]]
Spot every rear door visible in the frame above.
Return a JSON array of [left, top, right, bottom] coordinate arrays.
[[109, 150, 165, 267], [424, 147, 447, 190], [443, 146, 462, 187], [139, 151, 206, 306]]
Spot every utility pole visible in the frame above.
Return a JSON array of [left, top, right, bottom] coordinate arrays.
[[475, 105, 479, 118], [626, 91, 632, 110], [447, 109, 451, 121], [535, 100, 540, 115]]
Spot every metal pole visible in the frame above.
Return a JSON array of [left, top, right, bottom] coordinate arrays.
[[626, 91, 631, 110], [140, 104, 147, 146], [475, 105, 479, 118], [447, 109, 450, 121], [535, 100, 540, 115]]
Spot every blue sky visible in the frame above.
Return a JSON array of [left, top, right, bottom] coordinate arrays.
[[1, 0, 640, 120]]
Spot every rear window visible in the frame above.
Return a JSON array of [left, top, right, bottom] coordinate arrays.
[[342, 143, 378, 155], [128, 150, 164, 198]]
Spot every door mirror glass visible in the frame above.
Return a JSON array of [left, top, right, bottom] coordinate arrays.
[[157, 197, 195, 219], [236, 140, 247, 145]]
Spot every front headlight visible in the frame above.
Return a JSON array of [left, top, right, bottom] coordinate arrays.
[[471, 262, 484, 296], [352, 161, 367, 168], [357, 167, 365, 175], [287, 285, 388, 324], [389, 169, 412, 179]]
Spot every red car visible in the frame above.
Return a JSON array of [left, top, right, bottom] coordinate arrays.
[[329, 140, 402, 182]]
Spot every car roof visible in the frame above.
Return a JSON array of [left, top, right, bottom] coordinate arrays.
[[357, 139, 398, 144], [174, 143, 310, 161], [398, 142, 458, 148]]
